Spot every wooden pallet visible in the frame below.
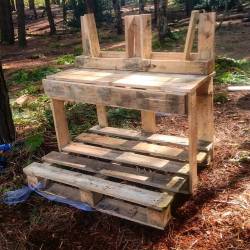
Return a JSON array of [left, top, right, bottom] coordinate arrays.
[[24, 11, 216, 229], [23, 127, 210, 229]]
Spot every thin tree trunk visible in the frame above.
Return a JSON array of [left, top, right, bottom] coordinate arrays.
[[11, 0, 16, 11], [158, 0, 169, 42], [112, 0, 123, 35], [62, 0, 67, 23], [85, 0, 95, 13], [139, 0, 145, 14], [0, 62, 15, 144], [16, 0, 26, 47], [0, 0, 15, 44], [185, 0, 193, 17], [45, 0, 56, 34], [29, 0, 37, 19], [121, 0, 125, 6], [153, 0, 159, 25]]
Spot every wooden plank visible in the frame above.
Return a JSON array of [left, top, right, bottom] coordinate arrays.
[[75, 56, 212, 75], [125, 15, 135, 58], [43, 79, 186, 114], [151, 52, 198, 60], [42, 183, 171, 229], [76, 133, 207, 163], [96, 197, 171, 230], [139, 14, 152, 59], [89, 126, 212, 152], [82, 14, 100, 57], [96, 104, 108, 127], [141, 111, 156, 133], [42, 151, 187, 192], [198, 12, 216, 62], [100, 51, 126, 58], [184, 10, 199, 60], [23, 162, 173, 210], [227, 85, 250, 91], [50, 99, 70, 151], [47, 68, 209, 93], [188, 92, 198, 193], [62, 142, 189, 175], [80, 16, 90, 56]]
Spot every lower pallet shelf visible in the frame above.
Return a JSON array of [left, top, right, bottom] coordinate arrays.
[[23, 128, 212, 229]]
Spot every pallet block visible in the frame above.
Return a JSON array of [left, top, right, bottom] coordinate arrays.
[[24, 11, 216, 229]]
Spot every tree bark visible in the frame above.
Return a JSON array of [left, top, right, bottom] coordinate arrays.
[[62, 0, 67, 23], [45, 0, 56, 34], [121, 0, 125, 6], [153, 0, 159, 25], [185, 0, 193, 17], [85, 0, 95, 13], [16, 0, 27, 47], [112, 0, 123, 35], [11, 0, 16, 11], [28, 0, 37, 19], [158, 0, 169, 42], [0, 62, 15, 144], [0, 0, 15, 44], [139, 0, 145, 14]]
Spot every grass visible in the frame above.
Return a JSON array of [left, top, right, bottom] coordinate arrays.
[[10, 67, 59, 85], [215, 57, 250, 85]]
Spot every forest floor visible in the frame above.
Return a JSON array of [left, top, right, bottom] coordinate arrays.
[[0, 5, 250, 250]]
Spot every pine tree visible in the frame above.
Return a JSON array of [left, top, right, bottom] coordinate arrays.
[[16, 0, 27, 47]]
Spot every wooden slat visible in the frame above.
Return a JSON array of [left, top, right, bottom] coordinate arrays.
[[89, 125, 212, 152], [43, 79, 186, 114], [184, 10, 199, 60], [47, 68, 209, 93], [43, 151, 187, 192], [125, 15, 136, 58], [62, 142, 189, 175], [82, 14, 100, 57], [23, 162, 173, 210], [41, 182, 171, 229], [76, 133, 207, 163], [198, 12, 216, 61], [75, 56, 213, 75], [96, 104, 108, 127], [188, 92, 198, 192], [50, 99, 70, 151]]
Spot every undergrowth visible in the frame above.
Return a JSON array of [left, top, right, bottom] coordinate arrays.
[[215, 57, 250, 85]]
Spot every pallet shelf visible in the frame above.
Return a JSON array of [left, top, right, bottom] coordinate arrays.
[[23, 11, 216, 229]]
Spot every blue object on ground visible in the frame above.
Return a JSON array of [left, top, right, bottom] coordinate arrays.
[[3, 182, 94, 212], [0, 143, 12, 152]]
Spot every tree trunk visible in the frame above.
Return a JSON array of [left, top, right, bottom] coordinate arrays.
[[85, 0, 95, 13], [139, 0, 145, 14], [121, 0, 125, 6], [11, 0, 16, 11], [158, 0, 169, 43], [112, 0, 123, 35], [0, 62, 15, 144], [29, 0, 37, 19], [0, 0, 15, 44], [62, 0, 67, 23], [16, 0, 26, 47], [153, 0, 159, 25], [185, 0, 193, 17], [45, 0, 56, 34]]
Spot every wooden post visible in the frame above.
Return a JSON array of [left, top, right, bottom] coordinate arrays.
[[184, 10, 199, 60], [50, 99, 70, 151], [198, 12, 216, 61], [81, 14, 108, 127], [125, 15, 136, 58], [188, 92, 198, 193]]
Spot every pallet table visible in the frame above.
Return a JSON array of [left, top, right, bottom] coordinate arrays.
[[23, 11, 216, 229]]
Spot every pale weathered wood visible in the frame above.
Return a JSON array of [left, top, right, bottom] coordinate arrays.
[[50, 99, 70, 151], [46, 68, 209, 93], [147, 205, 171, 228], [89, 125, 212, 152], [43, 79, 186, 114], [75, 56, 213, 75], [76, 133, 207, 163], [184, 10, 199, 60], [42, 151, 187, 192], [23, 162, 173, 210], [80, 189, 103, 206], [188, 92, 198, 192], [141, 110, 156, 133], [82, 14, 100, 57], [125, 15, 136, 58], [198, 12, 216, 61], [80, 16, 90, 56], [96, 104, 108, 127], [62, 142, 189, 175]]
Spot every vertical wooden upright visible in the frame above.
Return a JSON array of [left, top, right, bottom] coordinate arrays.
[[81, 14, 108, 128], [125, 14, 156, 133]]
